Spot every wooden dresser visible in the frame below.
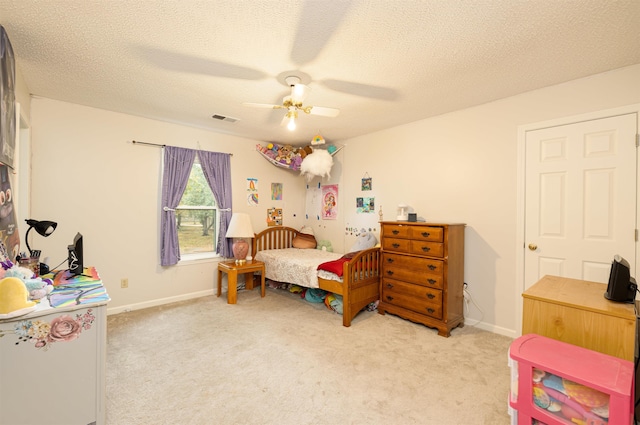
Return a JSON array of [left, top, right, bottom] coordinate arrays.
[[378, 221, 465, 337], [522, 275, 636, 361]]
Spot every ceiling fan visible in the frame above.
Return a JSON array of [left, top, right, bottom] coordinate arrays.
[[243, 76, 340, 131]]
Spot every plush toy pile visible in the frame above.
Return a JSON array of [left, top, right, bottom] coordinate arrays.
[[256, 143, 311, 171], [256, 142, 338, 180], [0, 259, 53, 317]]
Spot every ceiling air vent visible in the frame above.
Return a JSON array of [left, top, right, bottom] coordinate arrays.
[[211, 114, 239, 123]]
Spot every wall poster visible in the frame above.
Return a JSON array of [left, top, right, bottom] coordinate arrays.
[[0, 26, 15, 169], [0, 164, 18, 258], [321, 184, 338, 220], [356, 197, 375, 213], [305, 183, 321, 220], [267, 208, 282, 226], [246, 177, 258, 206], [271, 183, 282, 200]]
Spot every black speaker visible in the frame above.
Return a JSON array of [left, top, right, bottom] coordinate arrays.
[[605, 255, 637, 303]]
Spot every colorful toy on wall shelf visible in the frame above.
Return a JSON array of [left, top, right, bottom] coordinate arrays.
[[257, 143, 305, 171], [256, 142, 343, 179], [311, 134, 325, 145]]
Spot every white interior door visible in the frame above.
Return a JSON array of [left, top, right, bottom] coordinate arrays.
[[524, 113, 637, 289]]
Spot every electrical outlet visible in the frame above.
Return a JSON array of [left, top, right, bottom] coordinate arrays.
[[121, 278, 129, 288]]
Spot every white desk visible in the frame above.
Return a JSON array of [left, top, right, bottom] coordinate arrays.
[[0, 268, 109, 425]]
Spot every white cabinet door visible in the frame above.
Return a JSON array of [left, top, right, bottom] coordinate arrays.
[[0, 305, 106, 425]]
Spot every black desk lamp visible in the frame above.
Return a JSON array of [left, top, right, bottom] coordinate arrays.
[[24, 219, 57, 274]]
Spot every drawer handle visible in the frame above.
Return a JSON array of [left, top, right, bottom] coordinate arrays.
[[386, 258, 394, 263], [421, 232, 430, 237], [386, 283, 394, 289], [392, 243, 400, 248], [386, 270, 394, 276], [421, 246, 431, 252], [426, 293, 435, 299], [427, 278, 436, 285], [428, 265, 437, 270], [392, 230, 399, 235], [386, 296, 394, 302], [426, 308, 435, 314]]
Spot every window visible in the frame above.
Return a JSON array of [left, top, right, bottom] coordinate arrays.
[[160, 146, 232, 266], [175, 157, 219, 258]]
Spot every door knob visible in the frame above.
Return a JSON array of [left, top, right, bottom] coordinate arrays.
[[528, 243, 537, 251]]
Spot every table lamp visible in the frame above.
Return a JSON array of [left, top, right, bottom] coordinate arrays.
[[23, 219, 57, 275], [24, 219, 57, 257], [225, 213, 254, 264]]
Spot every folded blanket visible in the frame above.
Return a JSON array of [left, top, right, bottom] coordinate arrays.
[[317, 251, 361, 277]]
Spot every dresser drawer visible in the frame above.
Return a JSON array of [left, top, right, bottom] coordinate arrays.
[[383, 253, 443, 276], [382, 261, 443, 290], [381, 278, 443, 319], [409, 241, 444, 258], [382, 225, 411, 239], [382, 237, 411, 253], [409, 226, 443, 242]]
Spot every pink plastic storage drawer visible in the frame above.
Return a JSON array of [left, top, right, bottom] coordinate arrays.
[[509, 334, 633, 425]]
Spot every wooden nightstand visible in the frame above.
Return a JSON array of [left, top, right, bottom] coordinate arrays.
[[217, 260, 265, 304]]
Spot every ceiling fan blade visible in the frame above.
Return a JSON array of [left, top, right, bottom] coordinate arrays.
[[290, 0, 353, 66], [135, 45, 268, 80], [243, 102, 284, 110], [321, 78, 400, 101], [306, 106, 340, 117]]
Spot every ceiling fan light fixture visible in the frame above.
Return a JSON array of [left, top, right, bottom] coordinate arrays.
[[286, 110, 298, 131]]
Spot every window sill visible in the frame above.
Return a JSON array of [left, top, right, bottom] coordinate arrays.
[[177, 252, 222, 265]]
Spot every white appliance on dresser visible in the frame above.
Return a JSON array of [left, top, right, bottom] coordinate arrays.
[[0, 269, 109, 425]]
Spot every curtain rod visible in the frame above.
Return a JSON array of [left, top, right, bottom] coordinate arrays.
[[131, 140, 233, 156]]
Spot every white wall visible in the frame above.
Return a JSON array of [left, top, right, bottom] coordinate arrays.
[[339, 64, 640, 336], [25, 64, 640, 335], [28, 98, 307, 313]]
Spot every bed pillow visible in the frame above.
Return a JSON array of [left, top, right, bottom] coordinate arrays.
[[349, 232, 378, 253], [292, 226, 317, 249]]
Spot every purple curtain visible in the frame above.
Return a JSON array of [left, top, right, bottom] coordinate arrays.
[[198, 150, 233, 258], [160, 146, 196, 266]]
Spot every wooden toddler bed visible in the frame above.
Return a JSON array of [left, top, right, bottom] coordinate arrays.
[[252, 226, 380, 327]]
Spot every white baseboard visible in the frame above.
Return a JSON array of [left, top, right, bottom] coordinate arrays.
[[465, 319, 517, 339], [107, 289, 214, 316]]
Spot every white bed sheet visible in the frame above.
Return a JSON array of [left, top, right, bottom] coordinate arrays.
[[254, 248, 342, 288]]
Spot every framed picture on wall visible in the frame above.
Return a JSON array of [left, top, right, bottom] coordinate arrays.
[[361, 177, 372, 191]]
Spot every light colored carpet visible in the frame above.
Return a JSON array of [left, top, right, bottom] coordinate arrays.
[[106, 287, 514, 424]]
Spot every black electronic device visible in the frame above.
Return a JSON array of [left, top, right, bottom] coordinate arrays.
[[67, 232, 83, 276], [604, 254, 637, 303]]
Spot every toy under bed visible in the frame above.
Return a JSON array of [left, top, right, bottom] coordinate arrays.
[[252, 226, 380, 327]]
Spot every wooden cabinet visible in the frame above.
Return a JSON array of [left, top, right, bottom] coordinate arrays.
[[378, 221, 465, 337], [522, 275, 636, 361]]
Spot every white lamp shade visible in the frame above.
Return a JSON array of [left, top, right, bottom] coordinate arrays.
[[225, 213, 255, 238]]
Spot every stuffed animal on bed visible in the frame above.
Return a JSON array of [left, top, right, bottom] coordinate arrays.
[[349, 232, 378, 253], [316, 240, 333, 252]]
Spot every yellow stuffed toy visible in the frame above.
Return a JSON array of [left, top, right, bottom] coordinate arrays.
[[0, 277, 36, 316]]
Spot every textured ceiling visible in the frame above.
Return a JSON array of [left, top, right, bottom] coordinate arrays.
[[1, 0, 639, 146]]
